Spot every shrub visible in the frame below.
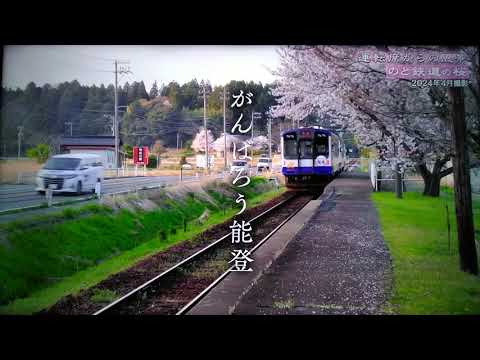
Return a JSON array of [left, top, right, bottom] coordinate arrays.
[[26, 143, 50, 163], [147, 154, 157, 168], [122, 144, 133, 158]]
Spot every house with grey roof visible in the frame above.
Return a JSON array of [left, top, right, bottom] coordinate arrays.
[[60, 136, 122, 169]]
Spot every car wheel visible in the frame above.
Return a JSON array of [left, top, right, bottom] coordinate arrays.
[[76, 181, 83, 195]]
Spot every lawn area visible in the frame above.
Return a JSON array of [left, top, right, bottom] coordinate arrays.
[[0, 177, 285, 314], [372, 190, 480, 314]]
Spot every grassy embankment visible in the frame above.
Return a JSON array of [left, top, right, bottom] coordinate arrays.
[[0, 177, 285, 314], [372, 188, 480, 314]]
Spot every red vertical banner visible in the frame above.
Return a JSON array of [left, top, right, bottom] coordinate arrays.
[[133, 146, 149, 165], [133, 146, 139, 164], [143, 147, 149, 165]]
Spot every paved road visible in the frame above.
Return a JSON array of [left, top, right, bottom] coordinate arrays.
[[0, 175, 199, 212]]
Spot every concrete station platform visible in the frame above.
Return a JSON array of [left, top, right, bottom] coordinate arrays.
[[187, 172, 393, 315]]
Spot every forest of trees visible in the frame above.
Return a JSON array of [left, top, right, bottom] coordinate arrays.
[[0, 79, 281, 156], [0, 80, 150, 155], [122, 79, 280, 148]]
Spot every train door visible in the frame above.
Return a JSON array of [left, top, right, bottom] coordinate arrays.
[[329, 136, 334, 173], [282, 132, 298, 172], [330, 135, 339, 173], [298, 138, 314, 169], [314, 132, 329, 167]]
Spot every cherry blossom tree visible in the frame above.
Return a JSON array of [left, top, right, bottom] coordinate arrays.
[[212, 133, 237, 154], [269, 45, 472, 196], [247, 135, 269, 151], [191, 127, 215, 153]]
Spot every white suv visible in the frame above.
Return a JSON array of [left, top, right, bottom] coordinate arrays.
[[256, 157, 272, 172], [230, 160, 250, 175], [36, 153, 104, 194]]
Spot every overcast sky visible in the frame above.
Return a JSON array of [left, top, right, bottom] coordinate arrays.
[[2, 45, 282, 90]]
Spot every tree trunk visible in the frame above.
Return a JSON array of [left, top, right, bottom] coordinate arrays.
[[395, 162, 402, 198], [416, 160, 446, 197], [424, 173, 441, 197], [417, 162, 431, 196], [448, 86, 478, 275]]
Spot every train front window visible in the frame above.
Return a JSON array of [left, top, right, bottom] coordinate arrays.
[[315, 136, 329, 156], [283, 137, 297, 159], [299, 140, 313, 159]]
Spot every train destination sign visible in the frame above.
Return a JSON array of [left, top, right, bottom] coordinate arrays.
[[298, 129, 314, 139]]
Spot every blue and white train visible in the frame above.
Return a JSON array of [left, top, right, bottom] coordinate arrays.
[[281, 126, 347, 188]]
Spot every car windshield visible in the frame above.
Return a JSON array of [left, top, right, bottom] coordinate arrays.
[[233, 161, 246, 166], [43, 158, 81, 170]]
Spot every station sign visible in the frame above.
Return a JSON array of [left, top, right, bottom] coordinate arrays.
[[133, 146, 149, 165]]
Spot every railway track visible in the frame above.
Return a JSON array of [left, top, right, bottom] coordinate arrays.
[[93, 190, 320, 315]]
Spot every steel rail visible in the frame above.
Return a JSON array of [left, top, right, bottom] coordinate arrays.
[[93, 192, 300, 315], [175, 194, 314, 315]]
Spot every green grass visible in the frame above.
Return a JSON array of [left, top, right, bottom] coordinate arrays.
[[372, 191, 480, 314], [0, 180, 285, 314], [90, 289, 118, 304]]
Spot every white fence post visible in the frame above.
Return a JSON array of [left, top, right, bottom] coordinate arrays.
[[46, 186, 53, 207], [369, 161, 377, 191], [95, 181, 102, 199]]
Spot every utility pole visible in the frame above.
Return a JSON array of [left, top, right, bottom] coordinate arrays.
[[200, 80, 210, 175], [17, 126, 23, 158], [251, 111, 254, 140], [113, 60, 131, 177], [251, 112, 262, 158], [114, 60, 118, 176], [177, 132, 180, 151], [223, 85, 227, 170], [448, 86, 478, 275], [204, 83, 208, 175], [268, 118, 272, 160]]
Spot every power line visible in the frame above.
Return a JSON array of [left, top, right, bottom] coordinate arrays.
[[39, 48, 113, 73]]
